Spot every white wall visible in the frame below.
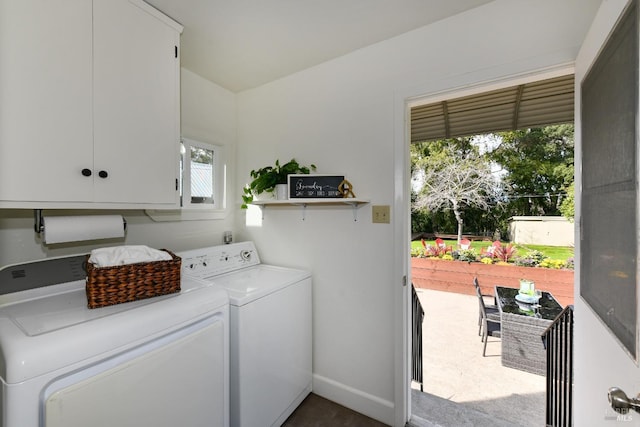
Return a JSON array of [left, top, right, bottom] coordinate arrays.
[[0, 68, 237, 267], [235, 1, 600, 425]]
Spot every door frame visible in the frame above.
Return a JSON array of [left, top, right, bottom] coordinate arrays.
[[392, 63, 576, 425]]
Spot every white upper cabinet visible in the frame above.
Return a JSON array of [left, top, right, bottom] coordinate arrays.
[[0, 0, 94, 203], [0, 0, 183, 208], [93, 0, 182, 205]]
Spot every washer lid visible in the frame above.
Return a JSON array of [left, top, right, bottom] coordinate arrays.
[[212, 265, 311, 306], [0, 276, 228, 383]]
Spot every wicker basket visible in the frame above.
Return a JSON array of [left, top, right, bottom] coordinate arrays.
[[85, 249, 181, 309]]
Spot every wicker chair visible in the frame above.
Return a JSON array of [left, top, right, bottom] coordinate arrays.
[[473, 277, 500, 338], [476, 284, 502, 356]]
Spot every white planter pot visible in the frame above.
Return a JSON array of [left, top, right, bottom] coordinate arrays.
[[275, 184, 288, 200], [253, 191, 273, 201]]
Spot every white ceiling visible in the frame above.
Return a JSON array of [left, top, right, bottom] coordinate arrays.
[[145, 0, 495, 92]]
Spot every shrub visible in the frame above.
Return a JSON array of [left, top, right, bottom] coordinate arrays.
[[539, 259, 566, 269], [421, 239, 452, 258], [514, 250, 548, 267], [493, 243, 517, 262], [527, 250, 547, 264], [410, 240, 574, 269], [514, 257, 538, 267], [410, 247, 424, 257], [453, 249, 478, 262]]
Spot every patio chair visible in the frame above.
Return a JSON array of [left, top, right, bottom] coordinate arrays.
[[473, 277, 499, 338], [476, 284, 502, 356]]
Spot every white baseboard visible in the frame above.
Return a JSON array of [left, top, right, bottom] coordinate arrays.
[[312, 374, 395, 425]]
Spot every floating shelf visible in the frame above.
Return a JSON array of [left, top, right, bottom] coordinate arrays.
[[250, 198, 369, 221], [251, 198, 368, 207]]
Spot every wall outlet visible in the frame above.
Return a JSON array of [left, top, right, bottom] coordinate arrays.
[[372, 205, 391, 224]]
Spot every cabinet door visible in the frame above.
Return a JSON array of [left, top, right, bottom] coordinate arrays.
[[93, 0, 180, 205], [0, 0, 93, 202], [45, 317, 227, 427]]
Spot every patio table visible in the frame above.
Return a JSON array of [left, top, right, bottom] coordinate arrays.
[[495, 286, 564, 375]]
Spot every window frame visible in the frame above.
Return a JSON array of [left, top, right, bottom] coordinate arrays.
[[145, 137, 228, 221], [179, 137, 227, 215]]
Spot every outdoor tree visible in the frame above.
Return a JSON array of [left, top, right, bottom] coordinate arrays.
[[559, 181, 574, 221], [488, 125, 574, 216], [413, 140, 499, 243]]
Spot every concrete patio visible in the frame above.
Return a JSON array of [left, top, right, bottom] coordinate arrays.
[[412, 288, 547, 427]]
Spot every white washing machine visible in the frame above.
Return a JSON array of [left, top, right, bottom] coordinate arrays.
[[0, 254, 229, 427], [178, 242, 312, 427]]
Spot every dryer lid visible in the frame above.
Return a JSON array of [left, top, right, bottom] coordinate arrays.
[[0, 274, 228, 384], [213, 264, 310, 306]]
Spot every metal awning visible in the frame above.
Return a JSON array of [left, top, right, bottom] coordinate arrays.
[[410, 74, 574, 143]]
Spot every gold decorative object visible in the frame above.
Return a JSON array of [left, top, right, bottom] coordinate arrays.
[[338, 179, 356, 198]]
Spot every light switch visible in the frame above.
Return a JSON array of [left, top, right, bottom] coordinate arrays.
[[372, 205, 390, 224]]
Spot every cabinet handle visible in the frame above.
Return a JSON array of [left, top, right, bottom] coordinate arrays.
[[98, 170, 108, 179], [81, 168, 92, 177]]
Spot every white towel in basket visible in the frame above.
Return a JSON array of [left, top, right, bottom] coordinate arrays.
[[88, 245, 172, 268]]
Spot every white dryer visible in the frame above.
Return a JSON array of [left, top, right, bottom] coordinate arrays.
[[178, 242, 312, 427], [0, 254, 229, 427]]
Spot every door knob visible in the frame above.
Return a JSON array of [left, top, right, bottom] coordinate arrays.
[[608, 387, 640, 414]]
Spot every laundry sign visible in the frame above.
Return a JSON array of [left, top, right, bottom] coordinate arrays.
[[288, 175, 344, 198]]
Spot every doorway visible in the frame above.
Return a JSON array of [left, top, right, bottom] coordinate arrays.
[[403, 70, 577, 426], [396, 2, 640, 425]]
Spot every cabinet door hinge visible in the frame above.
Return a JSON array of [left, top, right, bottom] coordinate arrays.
[[175, 178, 179, 191], [174, 46, 178, 58]]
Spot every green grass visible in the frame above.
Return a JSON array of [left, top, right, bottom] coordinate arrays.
[[411, 239, 574, 261]]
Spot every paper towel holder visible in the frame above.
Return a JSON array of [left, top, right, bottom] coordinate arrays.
[[33, 209, 127, 235], [34, 209, 43, 234]]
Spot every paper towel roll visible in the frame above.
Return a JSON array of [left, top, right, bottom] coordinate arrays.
[[43, 215, 125, 244]]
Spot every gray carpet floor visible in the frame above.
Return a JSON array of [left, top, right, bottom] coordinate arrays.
[[282, 393, 388, 426]]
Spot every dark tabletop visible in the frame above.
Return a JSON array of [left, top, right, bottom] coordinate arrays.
[[496, 286, 564, 320]]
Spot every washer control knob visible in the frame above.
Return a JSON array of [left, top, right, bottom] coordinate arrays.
[[241, 250, 251, 261]]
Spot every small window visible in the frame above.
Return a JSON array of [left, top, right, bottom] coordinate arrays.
[[180, 138, 225, 210]]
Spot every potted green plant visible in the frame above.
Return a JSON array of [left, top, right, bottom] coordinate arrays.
[[241, 159, 316, 208]]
